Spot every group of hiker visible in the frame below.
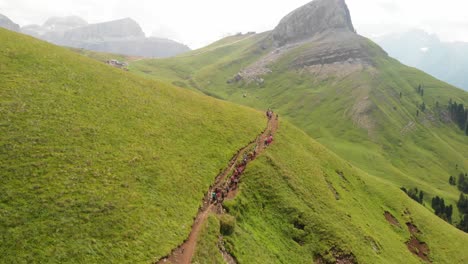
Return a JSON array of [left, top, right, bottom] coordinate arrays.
[[266, 108, 278, 120], [211, 149, 253, 204], [211, 109, 276, 204], [264, 134, 274, 146]]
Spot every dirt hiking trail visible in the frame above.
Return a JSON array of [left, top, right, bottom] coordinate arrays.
[[156, 114, 279, 264]]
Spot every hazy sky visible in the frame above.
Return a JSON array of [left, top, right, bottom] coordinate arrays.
[[1, 0, 467, 48]]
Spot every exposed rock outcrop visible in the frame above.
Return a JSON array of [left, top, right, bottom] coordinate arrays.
[[290, 31, 379, 67], [272, 0, 354, 47], [0, 14, 20, 32]]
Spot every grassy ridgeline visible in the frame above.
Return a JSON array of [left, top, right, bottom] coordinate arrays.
[[223, 121, 468, 263], [0, 28, 265, 263]]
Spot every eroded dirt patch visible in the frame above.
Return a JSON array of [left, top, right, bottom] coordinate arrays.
[[384, 211, 400, 227], [405, 221, 430, 262], [406, 222, 421, 235], [406, 237, 430, 262], [315, 248, 357, 264]]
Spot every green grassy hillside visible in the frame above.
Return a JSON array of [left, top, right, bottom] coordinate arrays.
[[130, 33, 468, 226], [0, 28, 265, 263], [2, 17, 468, 264], [223, 121, 468, 263], [190, 121, 468, 263]]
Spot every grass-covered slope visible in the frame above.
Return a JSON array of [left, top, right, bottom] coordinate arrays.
[[0, 28, 265, 263], [223, 121, 468, 263], [130, 33, 468, 224]]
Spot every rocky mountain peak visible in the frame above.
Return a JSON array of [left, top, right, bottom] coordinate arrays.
[[272, 0, 355, 46]]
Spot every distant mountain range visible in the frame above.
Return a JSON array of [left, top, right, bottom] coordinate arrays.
[[0, 14, 190, 58], [374, 30, 468, 91], [0, 13, 20, 32]]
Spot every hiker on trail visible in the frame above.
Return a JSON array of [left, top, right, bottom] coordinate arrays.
[[237, 165, 244, 174], [247, 151, 254, 160], [268, 134, 273, 145], [253, 145, 257, 157], [233, 176, 239, 189], [211, 190, 217, 203], [216, 190, 223, 204], [266, 108, 274, 120], [243, 153, 248, 164]]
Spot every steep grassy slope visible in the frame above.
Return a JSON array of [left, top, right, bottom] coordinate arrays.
[[130, 33, 468, 225], [223, 121, 468, 263], [0, 28, 265, 263]]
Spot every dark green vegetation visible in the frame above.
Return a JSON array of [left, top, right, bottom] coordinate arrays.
[[456, 172, 468, 194], [449, 175, 457, 186], [457, 191, 468, 232], [431, 196, 453, 222], [447, 100, 468, 135], [0, 28, 265, 263], [401, 187, 424, 204]]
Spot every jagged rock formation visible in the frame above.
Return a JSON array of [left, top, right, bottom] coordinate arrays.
[[20, 16, 190, 58], [272, 0, 354, 47], [0, 14, 20, 32]]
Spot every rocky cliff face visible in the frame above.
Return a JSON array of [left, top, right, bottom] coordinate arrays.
[[272, 0, 355, 47], [0, 14, 20, 32]]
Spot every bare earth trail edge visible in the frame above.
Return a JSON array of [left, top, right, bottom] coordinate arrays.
[[156, 116, 279, 264]]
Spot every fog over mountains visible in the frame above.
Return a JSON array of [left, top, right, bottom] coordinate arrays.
[[375, 30, 468, 91], [1, 14, 190, 58], [0, 13, 20, 32]]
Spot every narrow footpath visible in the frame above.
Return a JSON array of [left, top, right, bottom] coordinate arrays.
[[156, 113, 279, 264]]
